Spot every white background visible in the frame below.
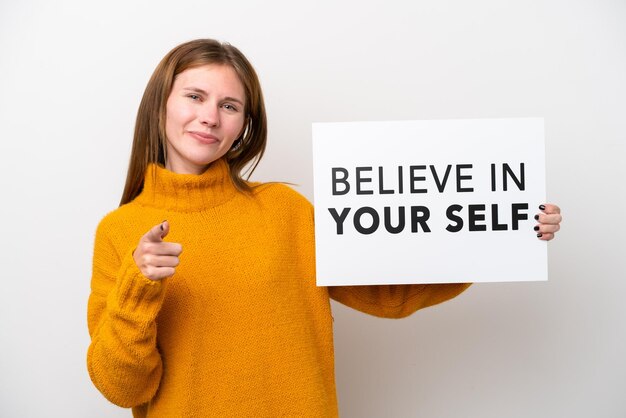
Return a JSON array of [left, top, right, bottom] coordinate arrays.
[[1, 0, 625, 417]]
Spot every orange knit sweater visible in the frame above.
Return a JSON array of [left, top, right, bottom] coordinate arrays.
[[87, 159, 470, 417]]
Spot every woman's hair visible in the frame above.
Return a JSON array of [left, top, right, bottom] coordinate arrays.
[[119, 39, 267, 205]]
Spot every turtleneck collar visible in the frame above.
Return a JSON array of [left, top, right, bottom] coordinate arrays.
[[134, 158, 237, 212]]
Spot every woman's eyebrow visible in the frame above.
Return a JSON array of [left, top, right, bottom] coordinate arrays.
[[223, 96, 244, 106], [182, 87, 207, 94], [182, 87, 244, 105]]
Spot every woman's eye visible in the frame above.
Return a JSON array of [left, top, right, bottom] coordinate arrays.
[[188, 94, 201, 101], [223, 104, 238, 112]]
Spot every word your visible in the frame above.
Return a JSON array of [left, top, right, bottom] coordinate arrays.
[[328, 203, 529, 235]]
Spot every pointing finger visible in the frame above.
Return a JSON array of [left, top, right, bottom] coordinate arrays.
[[143, 220, 169, 243]]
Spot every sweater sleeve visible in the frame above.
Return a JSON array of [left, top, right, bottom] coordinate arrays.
[[328, 282, 471, 319], [86, 219, 167, 408]]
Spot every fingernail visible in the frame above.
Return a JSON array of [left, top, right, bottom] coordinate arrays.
[[534, 226, 539, 231], [537, 233, 543, 238], [534, 215, 539, 220], [539, 204, 546, 210], [161, 220, 167, 231]]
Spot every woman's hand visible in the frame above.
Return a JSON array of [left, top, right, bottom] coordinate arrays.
[[132, 221, 183, 280], [534, 204, 562, 241]]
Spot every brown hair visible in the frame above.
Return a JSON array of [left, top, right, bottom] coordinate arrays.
[[119, 39, 267, 205]]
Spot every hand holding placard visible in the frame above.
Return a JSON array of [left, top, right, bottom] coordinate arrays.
[[534, 203, 562, 241]]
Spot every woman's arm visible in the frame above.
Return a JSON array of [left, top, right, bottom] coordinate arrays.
[[329, 283, 471, 318], [86, 220, 168, 408]]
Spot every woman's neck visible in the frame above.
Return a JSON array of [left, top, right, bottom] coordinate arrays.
[[133, 159, 237, 212]]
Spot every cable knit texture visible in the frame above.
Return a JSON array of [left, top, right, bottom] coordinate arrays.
[[87, 158, 471, 417]]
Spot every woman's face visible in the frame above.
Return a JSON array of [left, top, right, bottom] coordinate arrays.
[[165, 64, 246, 174]]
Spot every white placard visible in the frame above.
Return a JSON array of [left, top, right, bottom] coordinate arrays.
[[312, 118, 547, 286]]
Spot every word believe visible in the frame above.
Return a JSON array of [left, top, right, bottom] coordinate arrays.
[[331, 163, 525, 195]]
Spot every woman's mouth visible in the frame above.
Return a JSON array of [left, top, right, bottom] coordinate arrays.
[[188, 131, 220, 144]]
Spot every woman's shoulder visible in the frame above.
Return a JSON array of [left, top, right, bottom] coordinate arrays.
[[250, 182, 312, 209], [248, 182, 315, 229], [94, 201, 143, 237]]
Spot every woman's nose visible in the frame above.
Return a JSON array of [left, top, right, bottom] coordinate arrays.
[[199, 104, 219, 127]]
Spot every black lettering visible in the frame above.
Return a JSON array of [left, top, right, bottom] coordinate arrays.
[[503, 163, 525, 191], [410, 206, 431, 232], [456, 164, 474, 192], [446, 204, 463, 232], [328, 208, 351, 234], [331, 168, 350, 196], [430, 164, 452, 193], [384, 206, 405, 234], [511, 203, 528, 230], [356, 167, 373, 195], [354, 207, 379, 234], [378, 167, 394, 194], [468, 204, 486, 231], [409, 165, 427, 193], [491, 204, 508, 231]]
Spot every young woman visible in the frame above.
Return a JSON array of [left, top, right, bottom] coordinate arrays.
[[87, 39, 562, 417]]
